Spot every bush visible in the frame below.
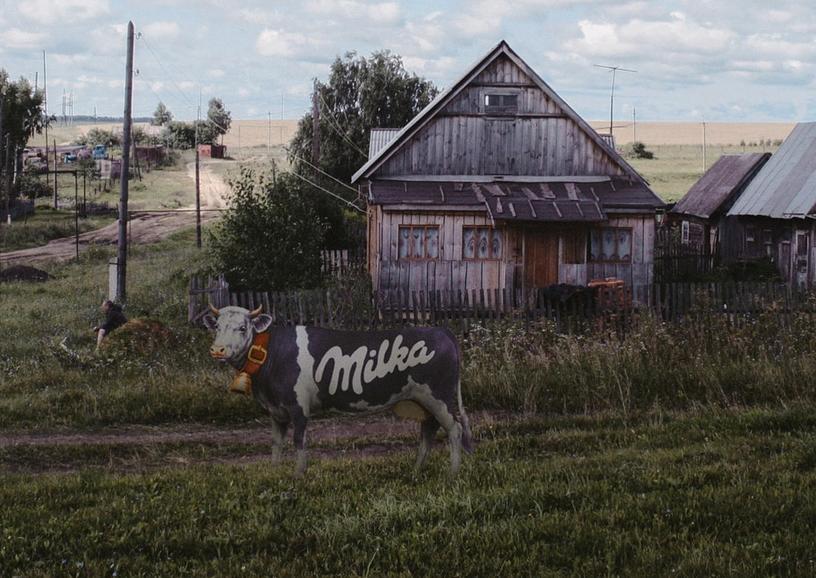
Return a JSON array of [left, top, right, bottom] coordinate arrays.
[[15, 173, 52, 198], [207, 166, 325, 290], [74, 128, 121, 147], [626, 141, 655, 159]]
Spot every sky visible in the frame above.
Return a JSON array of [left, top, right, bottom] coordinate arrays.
[[1, 0, 815, 123]]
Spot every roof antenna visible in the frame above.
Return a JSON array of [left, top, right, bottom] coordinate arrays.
[[594, 64, 637, 143]]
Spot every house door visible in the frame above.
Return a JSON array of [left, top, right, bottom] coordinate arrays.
[[524, 230, 559, 288]]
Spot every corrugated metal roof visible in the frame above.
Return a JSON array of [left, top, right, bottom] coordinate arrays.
[[368, 129, 400, 158], [368, 178, 661, 221], [729, 123, 816, 218], [673, 153, 770, 219]]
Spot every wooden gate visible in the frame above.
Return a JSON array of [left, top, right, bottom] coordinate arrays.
[[524, 229, 559, 288]]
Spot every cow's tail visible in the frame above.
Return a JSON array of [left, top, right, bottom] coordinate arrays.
[[456, 378, 474, 454]]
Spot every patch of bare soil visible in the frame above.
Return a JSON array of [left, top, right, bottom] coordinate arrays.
[[0, 411, 513, 475], [0, 264, 50, 282]]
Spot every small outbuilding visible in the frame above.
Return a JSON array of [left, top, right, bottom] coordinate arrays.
[[726, 122, 816, 287], [197, 144, 226, 159], [670, 152, 770, 255]]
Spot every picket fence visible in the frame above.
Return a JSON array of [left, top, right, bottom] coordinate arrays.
[[189, 277, 815, 334]]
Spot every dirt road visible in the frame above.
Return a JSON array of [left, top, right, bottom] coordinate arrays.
[[0, 411, 507, 474], [0, 163, 230, 265]]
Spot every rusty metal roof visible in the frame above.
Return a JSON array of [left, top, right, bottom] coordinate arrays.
[[368, 129, 400, 159], [369, 178, 662, 222], [673, 153, 770, 219], [729, 123, 816, 218]]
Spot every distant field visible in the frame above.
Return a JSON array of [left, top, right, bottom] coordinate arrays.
[[590, 121, 794, 146]]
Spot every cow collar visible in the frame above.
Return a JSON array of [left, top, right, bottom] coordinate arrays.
[[229, 331, 270, 396]]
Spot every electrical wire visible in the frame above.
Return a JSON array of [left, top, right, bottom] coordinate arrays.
[[317, 91, 368, 158]]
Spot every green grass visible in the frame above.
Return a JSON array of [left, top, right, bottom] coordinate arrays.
[[2, 406, 816, 576], [0, 206, 115, 252], [628, 143, 779, 202]]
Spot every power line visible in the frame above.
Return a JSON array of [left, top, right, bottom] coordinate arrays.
[[290, 171, 365, 213], [317, 90, 367, 158], [284, 146, 358, 195]]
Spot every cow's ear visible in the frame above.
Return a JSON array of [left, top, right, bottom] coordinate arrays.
[[202, 314, 218, 330], [251, 314, 273, 333]]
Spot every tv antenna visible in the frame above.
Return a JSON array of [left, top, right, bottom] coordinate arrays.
[[594, 64, 637, 140]]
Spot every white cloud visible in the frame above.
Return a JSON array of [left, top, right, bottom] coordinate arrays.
[[142, 21, 180, 41], [208, 68, 226, 78], [18, 0, 109, 25], [305, 0, 401, 25], [3, 28, 46, 49], [256, 29, 323, 57]]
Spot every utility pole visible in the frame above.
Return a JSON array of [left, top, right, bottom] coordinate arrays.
[[311, 80, 320, 165], [267, 111, 271, 153], [0, 88, 6, 224], [594, 64, 637, 140], [195, 95, 202, 248], [632, 107, 637, 144], [43, 50, 53, 207], [117, 21, 135, 303], [702, 121, 707, 173], [281, 90, 284, 120]]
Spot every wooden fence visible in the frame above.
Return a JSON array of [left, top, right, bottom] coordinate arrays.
[[189, 277, 814, 334]]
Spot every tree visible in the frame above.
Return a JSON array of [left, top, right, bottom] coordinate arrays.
[[74, 127, 121, 147], [207, 98, 231, 142], [207, 166, 325, 291], [160, 121, 196, 149], [152, 102, 173, 126], [0, 70, 46, 205], [288, 50, 438, 246]]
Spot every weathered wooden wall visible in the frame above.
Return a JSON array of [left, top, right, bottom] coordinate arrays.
[[374, 55, 624, 178], [371, 209, 655, 301]]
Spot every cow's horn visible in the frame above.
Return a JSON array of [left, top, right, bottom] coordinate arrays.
[[208, 302, 220, 317], [248, 305, 263, 318]]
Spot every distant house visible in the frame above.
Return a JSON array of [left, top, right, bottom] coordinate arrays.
[[670, 153, 770, 255], [726, 122, 816, 288], [198, 144, 226, 159], [352, 41, 664, 299]]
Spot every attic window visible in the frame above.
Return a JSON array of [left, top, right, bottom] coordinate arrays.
[[484, 93, 518, 114]]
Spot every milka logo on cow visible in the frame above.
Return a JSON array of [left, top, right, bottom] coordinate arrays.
[[315, 336, 436, 395]]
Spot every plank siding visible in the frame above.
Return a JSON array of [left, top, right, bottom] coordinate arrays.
[[375, 56, 625, 179]]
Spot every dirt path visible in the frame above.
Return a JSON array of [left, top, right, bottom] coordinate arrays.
[[0, 164, 229, 265], [0, 411, 512, 475]]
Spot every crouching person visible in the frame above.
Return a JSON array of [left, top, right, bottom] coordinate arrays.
[[93, 299, 128, 350]]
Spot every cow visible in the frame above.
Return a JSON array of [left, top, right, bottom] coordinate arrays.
[[204, 304, 473, 477]]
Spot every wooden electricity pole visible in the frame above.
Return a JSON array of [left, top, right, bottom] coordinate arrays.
[[117, 21, 135, 303], [311, 80, 320, 165], [0, 89, 6, 223], [195, 101, 201, 248]]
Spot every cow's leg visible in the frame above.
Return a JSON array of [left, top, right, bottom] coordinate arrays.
[[291, 411, 309, 478], [269, 419, 288, 465], [415, 416, 439, 472], [416, 399, 463, 476]]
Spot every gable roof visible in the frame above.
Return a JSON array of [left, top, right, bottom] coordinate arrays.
[[351, 40, 647, 185], [729, 123, 816, 219], [672, 153, 770, 219]]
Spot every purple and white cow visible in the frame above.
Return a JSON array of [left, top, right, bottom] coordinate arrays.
[[204, 304, 473, 476]]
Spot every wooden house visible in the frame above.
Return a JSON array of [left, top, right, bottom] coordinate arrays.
[[726, 123, 816, 288], [351, 41, 664, 300], [670, 153, 770, 255]]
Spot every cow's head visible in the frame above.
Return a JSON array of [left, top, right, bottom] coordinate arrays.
[[203, 304, 273, 365]]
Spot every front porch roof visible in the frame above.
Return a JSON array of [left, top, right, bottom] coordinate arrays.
[[368, 177, 662, 222]]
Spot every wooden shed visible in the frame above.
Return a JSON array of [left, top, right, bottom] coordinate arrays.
[[670, 153, 770, 255], [726, 123, 816, 288], [352, 41, 664, 300]]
